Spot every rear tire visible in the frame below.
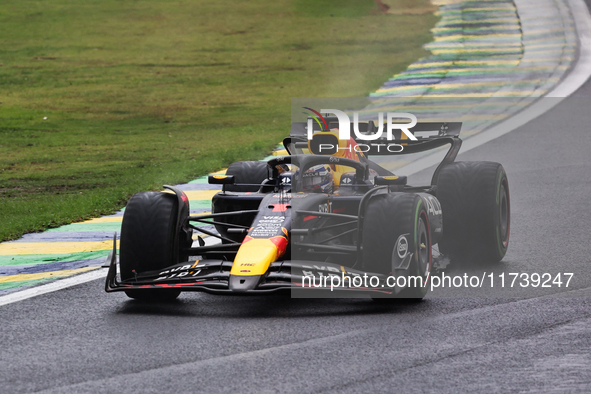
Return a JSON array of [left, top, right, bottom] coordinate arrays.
[[224, 161, 269, 192], [120, 192, 185, 301], [213, 161, 269, 242], [436, 161, 510, 264], [362, 193, 431, 300]]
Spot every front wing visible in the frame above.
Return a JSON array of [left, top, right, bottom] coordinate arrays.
[[103, 238, 400, 296]]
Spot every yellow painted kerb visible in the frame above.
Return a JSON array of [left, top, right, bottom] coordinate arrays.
[[0, 240, 119, 255], [0, 267, 99, 283]]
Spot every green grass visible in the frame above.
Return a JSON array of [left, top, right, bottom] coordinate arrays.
[[0, 0, 437, 241]]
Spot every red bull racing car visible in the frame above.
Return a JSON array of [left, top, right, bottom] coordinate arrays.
[[105, 120, 510, 301]]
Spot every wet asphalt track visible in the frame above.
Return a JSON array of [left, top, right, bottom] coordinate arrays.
[[2, 98, 591, 393], [4, 12, 591, 394]]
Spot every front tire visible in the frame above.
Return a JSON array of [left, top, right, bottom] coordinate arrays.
[[120, 192, 186, 301], [362, 193, 431, 300]]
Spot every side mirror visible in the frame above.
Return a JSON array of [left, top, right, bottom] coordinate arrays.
[[208, 174, 235, 185], [374, 175, 407, 186]]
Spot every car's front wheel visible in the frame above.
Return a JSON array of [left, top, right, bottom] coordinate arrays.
[[119, 192, 188, 301], [362, 193, 431, 301]]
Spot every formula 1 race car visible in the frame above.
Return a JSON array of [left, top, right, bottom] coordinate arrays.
[[105, 119, 510, 301]]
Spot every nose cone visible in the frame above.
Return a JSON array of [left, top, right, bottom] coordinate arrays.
[[230, 236, 287, 276], [229, 236, 287, 292], [229, 274, 262, 292]]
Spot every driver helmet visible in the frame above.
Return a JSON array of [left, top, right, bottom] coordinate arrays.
[[302, 165, 334, 193]]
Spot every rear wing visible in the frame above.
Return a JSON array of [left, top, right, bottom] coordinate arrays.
[[289, 120, 462, 156], [397, 122, 462, 138], [291, 119, 461, 138], [286, 119, 464, 184]]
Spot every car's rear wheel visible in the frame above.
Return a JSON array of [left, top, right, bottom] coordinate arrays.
[[436, 161, 510, 264], [213, 161, 269, 242], [223, 161, 269, 192], [120, 192, 186, 301], [362, 193, 431, 301]]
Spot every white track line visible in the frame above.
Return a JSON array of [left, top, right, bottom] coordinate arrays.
[[398, 0, 591, 176], [0, 269, 105, 307], [548, 0, 591, 98], [462, 0, 591, 151], [1, 0, 590, 307], [0, 233, 222, 306]]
